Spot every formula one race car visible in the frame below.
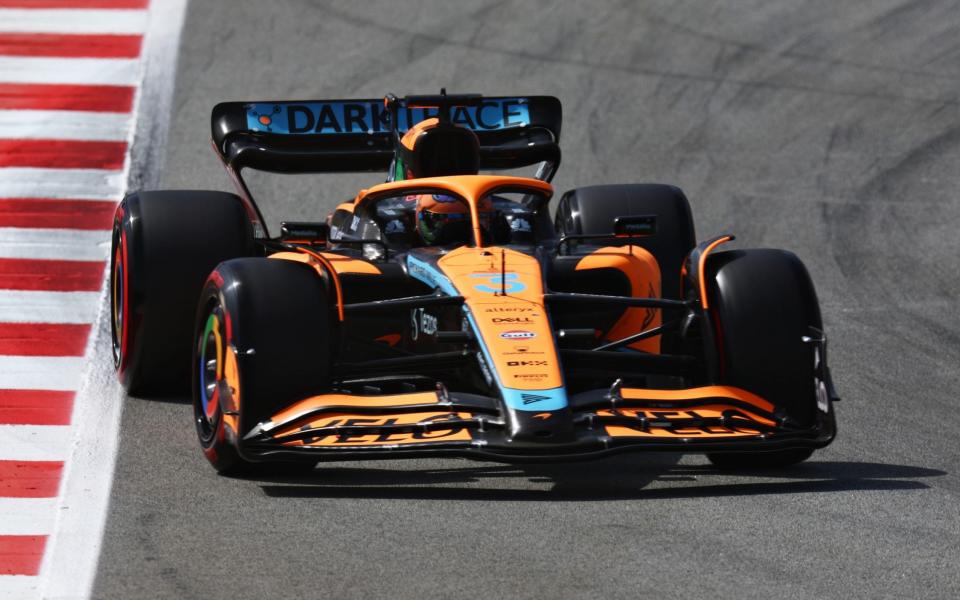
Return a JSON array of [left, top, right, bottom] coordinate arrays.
[[110, 92, 838, 474]]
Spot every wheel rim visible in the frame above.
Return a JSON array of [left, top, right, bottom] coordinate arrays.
[[110, 234, 124, 368], [196, 305, 225, 445]]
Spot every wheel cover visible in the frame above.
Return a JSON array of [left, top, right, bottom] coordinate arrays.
[[196, 306, 225, 445]]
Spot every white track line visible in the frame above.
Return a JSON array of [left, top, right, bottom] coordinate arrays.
[[40, 1, 190, 598], [0, 228, 109, 261], [0, 9, 147, 35], [0, 426, 71, 461], [0, 168, 125, 200], [0, 576, 41, 600], [0, 111, 131, 142], [0, 57, 140, 86], [0, 356, 84, 391], [0, 291, 101, 324], [0, 498, 57, 536]]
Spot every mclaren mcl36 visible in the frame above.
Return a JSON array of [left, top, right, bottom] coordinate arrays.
[[110, 92, 838, 473]]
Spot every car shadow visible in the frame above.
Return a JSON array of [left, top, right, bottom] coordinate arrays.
[[254, 456, 945, 501]]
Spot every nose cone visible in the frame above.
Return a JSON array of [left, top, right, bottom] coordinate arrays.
[[505, 404, 576, 443]]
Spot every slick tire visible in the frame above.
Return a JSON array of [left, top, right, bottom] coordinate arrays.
[[554, 184, 696, 301], [193, 258, 334, 475], [703, 249, 824, 469], [111, 191, 254, 396]]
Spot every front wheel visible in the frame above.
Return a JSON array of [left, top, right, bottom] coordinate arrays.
[[703, 249, 831, 469], [193, 258, 335, 474]]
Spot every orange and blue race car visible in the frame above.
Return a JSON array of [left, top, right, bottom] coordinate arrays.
[[110, 92, 839, 474]]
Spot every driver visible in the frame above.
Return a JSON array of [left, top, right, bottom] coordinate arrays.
[[416, 194, 494, 246], [386, 117, 496, 246]]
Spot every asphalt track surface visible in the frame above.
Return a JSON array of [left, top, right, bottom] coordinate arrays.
[[94, 1, 960, 598]]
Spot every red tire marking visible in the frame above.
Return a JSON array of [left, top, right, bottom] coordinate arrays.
[[0, 323, 91, 356], [0, 83, 135, 112], [0, 258, 105, 292], [0, 140, 127, 170], [0, 535, 47, 576], [0, 390, 73, 425], [0, 33, 142, 59], [0, 199, 115, 230], [0, 0, 147, 7], [0, 461, 62, 499]]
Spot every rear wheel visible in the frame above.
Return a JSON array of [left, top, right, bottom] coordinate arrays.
[[193, 258, 334, 474], [111, 191, 254, 396], [554, 184, 696, 301], [703, 249, 827, 468]]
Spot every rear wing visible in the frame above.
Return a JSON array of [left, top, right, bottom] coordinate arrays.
[[211, 95, 562, 177]]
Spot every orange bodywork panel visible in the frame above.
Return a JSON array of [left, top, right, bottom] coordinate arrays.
[[605, 385, 778, 438], [438, 246, 564, 391], [267, 391, 471, 448], [278, 412, 474, 447], [576, 245, 662, 353]]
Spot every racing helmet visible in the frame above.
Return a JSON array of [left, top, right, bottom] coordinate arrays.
[[394, 118, 481, 181], [416, 194, 493, 246]]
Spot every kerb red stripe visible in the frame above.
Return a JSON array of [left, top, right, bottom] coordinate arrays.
[[0, 258, 104, 292], [0, 389, 73, 425], [0, 535, 47, 575], [0, 83, 135, 112], [0, 0, 147, 7], [0, 323, 91, 356], [0, 461, 62, 498], [0, 199, 115, 230], [0, 140, 127, 170], [0, 33, 142, 59]]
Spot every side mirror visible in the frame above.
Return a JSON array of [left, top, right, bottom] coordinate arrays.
[[613, 215, 657, 237], [280, 221, 329, 245]]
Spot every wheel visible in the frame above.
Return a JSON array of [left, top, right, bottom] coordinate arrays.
[[110, 191, 254, 396], [703, 249, 826, 468], [193, 258, 334, 474], [554, 184, 696, 301]]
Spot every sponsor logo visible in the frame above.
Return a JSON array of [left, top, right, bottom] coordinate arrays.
[[514, 373, 548, 380], [500, 330, 535, 340], [245, 99, 530, 135], [522, 393, 551, 405], [484, 307, 533, 313], [410, 308, 438, 341], [491, 317, 534, 324], [507, 360, 548, 367], [300, 413, 471, 445]]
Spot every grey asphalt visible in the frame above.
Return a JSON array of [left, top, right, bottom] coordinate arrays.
[[93, 1, 960, 598]]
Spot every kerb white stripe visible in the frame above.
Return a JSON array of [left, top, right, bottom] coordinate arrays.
[[0, 111, 131, 142], [0, 9, 147, 35], [0, 356, 83, 391], [0, 425, 71, 461], [0, 57, 139, 86], [0, 498, 57, 536], [0, 291, 101, 324], [0, 228, 109, 261], [0, 576, 42, 600], [0, 168, 125, 200]]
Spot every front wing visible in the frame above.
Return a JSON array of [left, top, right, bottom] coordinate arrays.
[[240, 385, 836, 463]]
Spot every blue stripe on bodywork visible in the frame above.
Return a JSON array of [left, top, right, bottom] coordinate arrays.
[[406, 254, 568, 412]]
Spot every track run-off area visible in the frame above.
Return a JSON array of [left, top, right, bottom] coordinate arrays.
[[4, 1, 959, 599]]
